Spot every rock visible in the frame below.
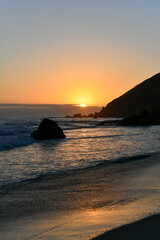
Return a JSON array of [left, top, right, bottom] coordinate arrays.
[[65, 112, 97, 118], [95, 73, 160, 117], [118, 110, 160, 126], [31, 118, 66, 140]]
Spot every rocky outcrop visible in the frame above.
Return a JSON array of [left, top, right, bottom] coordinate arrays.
[[31, 118, 66, 140], [97, 73, 160, 117], [65, 112, 96, 118], [118, 110, 160, 126]]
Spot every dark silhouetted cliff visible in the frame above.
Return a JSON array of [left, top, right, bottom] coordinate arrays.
[[98, 73, 160, 117]]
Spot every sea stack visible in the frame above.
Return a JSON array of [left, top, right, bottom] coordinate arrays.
[[31, 118, 66, 140]]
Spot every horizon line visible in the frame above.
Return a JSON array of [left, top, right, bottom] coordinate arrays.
[[0, 103, 103, 108]]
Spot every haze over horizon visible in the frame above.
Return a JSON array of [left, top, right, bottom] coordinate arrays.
[[1, 0, 160, 106]]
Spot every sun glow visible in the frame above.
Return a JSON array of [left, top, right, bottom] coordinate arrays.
[[80, 104, 86, 107]]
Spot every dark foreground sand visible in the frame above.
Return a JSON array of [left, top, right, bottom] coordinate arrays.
[[92, 214, 160, 240]]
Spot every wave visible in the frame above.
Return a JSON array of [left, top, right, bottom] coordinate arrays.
[[0, 117, 123, 151], [0, 131, 17, 136], [0, 153, 154, 190], [0, 131, 140, 152], [0, 136, 35, 151], [95, 154, 151, 167]]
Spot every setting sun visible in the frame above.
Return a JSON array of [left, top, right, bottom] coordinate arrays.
[[80, 104, 86, 107]]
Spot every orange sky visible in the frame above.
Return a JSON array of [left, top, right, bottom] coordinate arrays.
[[1, 1, 160, 106]]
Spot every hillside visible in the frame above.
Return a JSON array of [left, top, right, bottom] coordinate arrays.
[[98, 73, 160, 117]]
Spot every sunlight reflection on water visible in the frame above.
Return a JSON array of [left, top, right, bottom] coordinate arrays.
[[0, 123, 160, 185]]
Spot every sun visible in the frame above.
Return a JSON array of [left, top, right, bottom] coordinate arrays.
[[80, 104, 86, 107]]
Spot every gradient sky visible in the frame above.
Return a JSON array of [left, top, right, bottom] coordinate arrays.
[[1, 0, 160, 106]]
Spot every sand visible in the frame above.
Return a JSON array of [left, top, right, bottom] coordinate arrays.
[[92, 214, 160, 240], [0, 154, 160, 239]]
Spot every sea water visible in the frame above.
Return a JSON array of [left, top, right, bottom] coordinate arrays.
[[0, 106, 160, 187], [1, 106, 160, 240]]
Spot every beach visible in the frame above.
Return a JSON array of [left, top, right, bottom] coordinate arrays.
[[0, 112, 160, 239], [0, 152, 160, 240]]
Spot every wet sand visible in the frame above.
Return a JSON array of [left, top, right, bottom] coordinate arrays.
[[0, 154, 160, 239], [92, 214, 160, 240]]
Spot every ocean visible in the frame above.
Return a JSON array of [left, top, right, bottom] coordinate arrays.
[[0, 106, 160, 187], [0, 105, 160, 239]]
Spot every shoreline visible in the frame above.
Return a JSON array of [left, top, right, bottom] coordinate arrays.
[[92, 214, 160, 240], [0, 153, 160, 239], [0, 151, 158, 189]]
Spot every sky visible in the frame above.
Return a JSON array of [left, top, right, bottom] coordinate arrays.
[[1, 0, 160, 106]]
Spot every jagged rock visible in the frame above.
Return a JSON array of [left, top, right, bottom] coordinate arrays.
[[31, 118, 66, 140], [118, 110, 160, 126], [65, 112, 96, 118]]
